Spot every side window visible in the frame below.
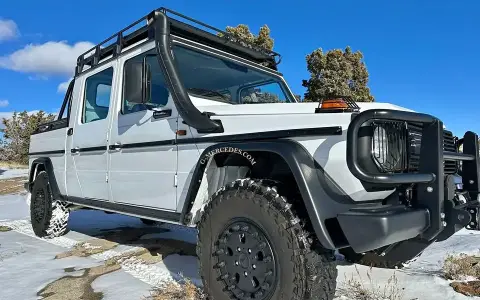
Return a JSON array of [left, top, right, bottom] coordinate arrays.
[[123, 52, 170, 114], [83, 68, 113, 123], [240, 82, 287, 104]]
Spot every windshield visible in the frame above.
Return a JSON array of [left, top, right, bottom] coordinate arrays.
[[172, 45, 295, 104]]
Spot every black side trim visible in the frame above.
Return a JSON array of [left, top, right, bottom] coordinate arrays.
[[107, 127, 342, 151], [179, 139, 352, 250], [67, 196, 182, 222], [29, 150, 65, 156], [109, 140, 174, 150], [72, 146, 108, 153], [181, 126, 343, 145], [27, 158, 64, 200]]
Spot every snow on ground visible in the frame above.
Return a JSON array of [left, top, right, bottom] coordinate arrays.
[[0, 167, 28, 179], [1, 192, 480, 299]]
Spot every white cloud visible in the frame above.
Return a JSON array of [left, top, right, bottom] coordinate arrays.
[[57, 80, 72, 93], [0, 19, 19, 42], [0, 100, 9, 108], [0, 41, 94, 76]]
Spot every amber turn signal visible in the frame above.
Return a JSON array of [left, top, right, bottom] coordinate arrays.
[[319, 98, 349, 110], [176, 129, 187, 136]]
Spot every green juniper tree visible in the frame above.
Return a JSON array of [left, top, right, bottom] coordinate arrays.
[[302, 46, 374, 102], [0, 111, 55, 164]]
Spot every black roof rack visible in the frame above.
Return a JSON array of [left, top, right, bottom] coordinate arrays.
[[75, 7, 281, 76]]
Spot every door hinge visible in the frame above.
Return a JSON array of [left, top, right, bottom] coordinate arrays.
[[174, 174, 178, 187], [106, 173, 109, 183]]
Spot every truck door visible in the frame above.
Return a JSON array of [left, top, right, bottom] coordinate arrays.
[[68, 62, 117, 201], [107, 47, 178, 211]]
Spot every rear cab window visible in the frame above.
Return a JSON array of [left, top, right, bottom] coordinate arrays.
[[82, 68, 114, 123]]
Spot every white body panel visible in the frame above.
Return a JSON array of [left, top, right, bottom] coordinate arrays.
[[29, 129, 68, 195], [69, 62, 117, 201], [106, 43, 179, 210]]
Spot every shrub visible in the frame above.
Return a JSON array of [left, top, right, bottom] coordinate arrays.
[[0, 110, 55, 164]]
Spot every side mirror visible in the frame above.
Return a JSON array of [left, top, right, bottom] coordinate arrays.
[[124, 62, 144, 104], [124, 61, 152, 104]]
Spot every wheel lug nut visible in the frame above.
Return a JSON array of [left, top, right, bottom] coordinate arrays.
[[244, 271, 248, 276], [216, 261, 225, 268], [255, 291, 264, 297], [237, 247, 241, 252], [235, 261, 239, 266], [252, 264, 256, 269], [248, 249, 252, 254]]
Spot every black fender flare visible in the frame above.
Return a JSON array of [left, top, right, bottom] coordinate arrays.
[[27, 158, 63, 201], [180, 140, 351, 250]]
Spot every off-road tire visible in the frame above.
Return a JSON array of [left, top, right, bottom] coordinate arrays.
[[339, 247, 409, 269], [196, 178, 337, 300], [30, 171, 70, 238]]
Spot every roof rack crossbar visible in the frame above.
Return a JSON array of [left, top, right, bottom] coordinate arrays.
[[159, 7, 281, 60], [75, 8, 281, 76]]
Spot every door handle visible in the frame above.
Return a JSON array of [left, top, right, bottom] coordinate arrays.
[[109, 142, 122, 151], [153, 109, 172, 119], [71, 147, 80, 154], [67, 128, 74, 136]]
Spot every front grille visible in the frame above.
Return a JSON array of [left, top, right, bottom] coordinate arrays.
[[407, 123, 458, 174]]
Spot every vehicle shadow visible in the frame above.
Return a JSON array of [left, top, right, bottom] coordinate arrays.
[[66, 209, 200, 281]]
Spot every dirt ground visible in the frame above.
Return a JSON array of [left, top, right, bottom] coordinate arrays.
[[0, 176, 27, 195]]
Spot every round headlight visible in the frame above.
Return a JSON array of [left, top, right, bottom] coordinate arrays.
[[372, 122, 407, 173]]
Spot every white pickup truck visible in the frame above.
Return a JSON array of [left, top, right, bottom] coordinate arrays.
[[25, 7, 480, 300]]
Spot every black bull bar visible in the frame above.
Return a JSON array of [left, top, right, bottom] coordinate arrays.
[[346, 109, 480, 241]]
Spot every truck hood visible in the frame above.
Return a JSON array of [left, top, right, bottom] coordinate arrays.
[[191, 97, 416, 116]]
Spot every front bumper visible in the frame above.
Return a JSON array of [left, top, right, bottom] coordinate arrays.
[[342, 109, 480, 252]]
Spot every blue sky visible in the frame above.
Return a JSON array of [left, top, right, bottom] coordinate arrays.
[[0, 0, 478, 136]]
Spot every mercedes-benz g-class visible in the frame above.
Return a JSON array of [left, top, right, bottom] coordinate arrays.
[[24, 7, 480, 300]]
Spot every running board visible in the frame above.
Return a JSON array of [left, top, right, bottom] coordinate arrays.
[[337, 205, 430, 253]]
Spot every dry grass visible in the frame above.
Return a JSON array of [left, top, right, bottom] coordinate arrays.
[[148, 278, 205, 300], [0, 225, 12, 232], [442, 253, 480, 297], [336, 265, 405, 300], [0, 161, 28, 169], [0, 177, 27, 195], [443, 253, 480, 280]]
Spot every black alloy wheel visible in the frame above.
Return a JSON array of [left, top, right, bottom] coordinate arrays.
[[214, 219, 278, 299]]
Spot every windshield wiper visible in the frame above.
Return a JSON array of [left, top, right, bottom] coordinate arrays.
[[187, 88, 230, 101]]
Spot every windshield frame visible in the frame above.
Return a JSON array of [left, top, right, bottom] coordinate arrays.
[[170, 35, 297, 104]]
